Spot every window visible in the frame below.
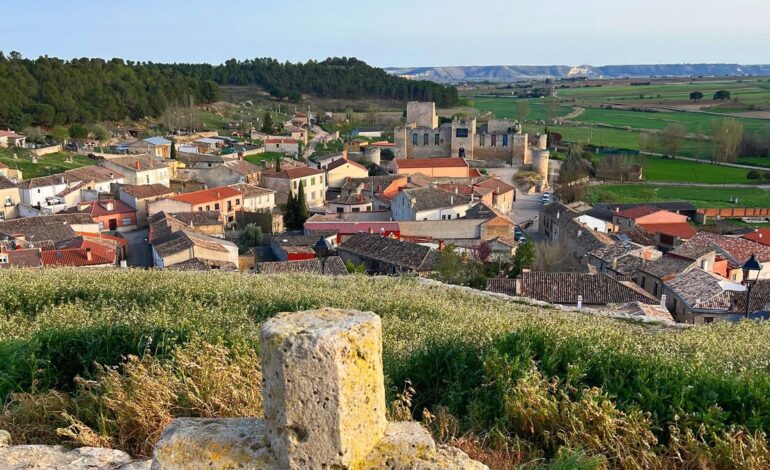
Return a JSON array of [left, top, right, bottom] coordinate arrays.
[[146, 175, 150, 184], [215, 203, 220, 210], [336, 207, 344, 213], [293, 181, 298, 190], [654, 282, 659, 297], [456, 128, 468, 138], [442, 214, 447, 220], [434, 134, 440, 145], [311, 177, 316, 185], [98, 221, 104, 230], [37, 189, 41, 194], [4, 196, 11, 206], [491, 135, 497, 147], [320, 176, 324, 185], [703, 317, 714, 324], [502, 134, 509, 147], [412, 133, 418, 145], [236, 199, 240, 205], [479, 135, 485, 147], [122, 217, 132, 225], [447, 214, 451, 220], [206, 205, 210, 211], [423, 134, 429, 145], [310, 191, 316, 200], [352, 207, 360, 213], [0, 254, 7, 264]]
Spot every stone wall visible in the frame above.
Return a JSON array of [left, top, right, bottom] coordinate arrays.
[[406, 101, 438, 128]]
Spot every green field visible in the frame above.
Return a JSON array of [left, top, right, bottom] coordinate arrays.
[[472, 97, 573, 121], [244, 151, 284, 165], [0, 149, 95, 179], [589, 184, 770, 208], [1, 270, 770, 467], [637, 156, 757, 184]]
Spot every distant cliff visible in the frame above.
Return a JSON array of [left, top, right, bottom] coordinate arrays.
[[386, 64, 770, 83]]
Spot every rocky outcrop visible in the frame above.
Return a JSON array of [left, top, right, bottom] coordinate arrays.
[[152, 308, 487, 469], [0, 443, 150, 469]]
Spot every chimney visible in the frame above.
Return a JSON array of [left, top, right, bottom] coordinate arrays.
[[135, 161, 140, 170], [643, 248, 651, 261], [108, 172, 114, 180], [577, 229, 583, 237], [660, 294, 667, 308], [611, 257, 618, 270], [85, 247, 93, 262], [700, 259, 709, 271], [60, 176, 66, 184], [577, 295, 583, 309], [438, 240, 446, 251], [615, 207, 620, 213], [450, 195, 454, 205], [556, 211, 560, 219]]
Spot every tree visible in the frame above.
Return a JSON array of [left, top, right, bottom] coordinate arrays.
[[639, 132, 660, 154], [508, 239, 534, 278], [69, 123, 88, 139], [544, 96, 559, 122], [714, 90, 731, 102], [261, 111, 274, 134], [295, 180, 309, 227], [237, 224, 263, 254], [435, 244, 467, 286], [91, 124, 110, 142], [659, 123, 686, 158], [515, 100, 530, 123], [689, 91, 704, 102], [50, 125, 69, 143], [275, 155, 281, 172], [711, 118, 743, 164], [170, 138, 177, 159]]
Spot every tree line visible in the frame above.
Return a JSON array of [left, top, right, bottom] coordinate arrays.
[[0, 53, 458, 129]]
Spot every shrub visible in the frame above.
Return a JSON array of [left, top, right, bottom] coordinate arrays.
[[747, 170, 761, 180]]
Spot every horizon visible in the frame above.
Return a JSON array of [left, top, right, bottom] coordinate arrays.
[[2, 0, 769, 67]]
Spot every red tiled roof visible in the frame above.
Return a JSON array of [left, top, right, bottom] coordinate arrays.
[[120, 184, 174, 199], [325, 158, 368, 172], [171, 186, 243, 205], [743, 228, 770, 247], [77, 232, 130, 247], [0, 130, 23, 138], [637, 222, 697, 240], [615, 205, 662, 219], [395, 158, 468, 169], [41, 240, 116, 267], [474, 177, 515, 195], [674, 231, 770, 266], [63, 199, 136, 218], [468, 169, 482, 178]]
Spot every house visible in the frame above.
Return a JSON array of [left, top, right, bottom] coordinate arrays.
[[304, 213, 400, 244], [18, 166, 124, 213], [0, 246, 43, 269], [393, 158, 470, 178], [61, 199, 137, 232], [286, 126, 308, 145], [328, 194, 373, 213], [65, 166, 125, 193], [254, 256, 349, 275], [0, 130, 26, 148], [0, 214, 98, 247], [574, 214, 618, 234], [663, 268, 748, 324], [265, 138, 300, 156], [587, 241, 656, 275], [0, 162, 22, 180], [101, 155, 171, 186], [270, 233, 337, 261], [119, 184, 176, 228], [742, 228, 770, 247], [636, 255, 698, 298], [339, 175, 408, 211], [149, 186, 244, 225], [176, 152, 225, 169], [472, 177, 515, 213], [612, 205, 696, 248], [41, 239, 118, 268], [0, 176, 20, 221], [175, 159, 261, 188], [337, 232, 438, 275], [18, 174, 74, 212], [229, 183, 275, 212], [462, 202, 516, 240], [149, 211, 225, 240], [131, 137, 172, 158], [588, 202, 699, 223], [261, 166, 326, 208], [151, 229, 238, 270], [192, 137, 224, 154], [670, 231, 770, 282], [486, 272, 658, 306], [391, 187, 471, 221], [323, 158, 369, 188], [539, 203, 615, 267]]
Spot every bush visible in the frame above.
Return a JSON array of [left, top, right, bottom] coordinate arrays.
[[748, 170, 762, 180]]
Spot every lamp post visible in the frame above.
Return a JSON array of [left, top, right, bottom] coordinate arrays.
[[741, 254, 763, 319]]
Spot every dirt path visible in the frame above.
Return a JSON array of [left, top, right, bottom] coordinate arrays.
[[562, 107, 584, 120]]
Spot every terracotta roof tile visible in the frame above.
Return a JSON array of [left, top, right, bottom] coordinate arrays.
[[171, 186, 242, 205]]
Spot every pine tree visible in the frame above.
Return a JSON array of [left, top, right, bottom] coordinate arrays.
[[295, 180, 309, 227], [261, 112, 274, 134], [284, 190, 297, 230]]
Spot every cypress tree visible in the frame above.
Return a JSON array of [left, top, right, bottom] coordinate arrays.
[[170, 138, 176, 159], [295, 180, 309, 228]]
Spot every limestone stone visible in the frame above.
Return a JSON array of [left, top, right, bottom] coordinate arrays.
[[151, 418, 270, 470], [0, 429, 10, 447], [0, 444, 133, 469], [261, 308, 387, 469]]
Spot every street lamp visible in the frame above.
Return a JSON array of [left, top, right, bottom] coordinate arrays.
[[741, 254, 763, 318]]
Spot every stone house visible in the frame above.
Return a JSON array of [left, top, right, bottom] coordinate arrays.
[[261, 166, 326, 208], [131, 137, 172, 158], [0, 176, 20, 221], [539, 202, 615, 267], [636, 255, 698, 298], [149, 211, 226, 240], [612, 205, 696, 248], [337, 232, 438, 275], [0, 129, 26, 148], [229, 183, 276, 212], [670, 231, 770, 282], [663, 268, 749, 324], [391, 187, 471, 221], [254, 256, 349, 275], [327, 194, 373, 213], [118, 184, 176, 228], [151, 230, 238, 270], [149, 186, 244, 225], [101, 155, 171, 186], [61, 199, 137, 232], [265, 138, 300, 157]]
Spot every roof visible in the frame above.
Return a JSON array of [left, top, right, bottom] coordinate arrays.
[[743, 228, 770, 247], [265, 138, 298, 144], [474, 177, 515, 195], [165, 258, 237, 271], [41, 240, 116, 267], [176, 152, 224, 165], [0, 248, 43, 268], [463, 201, 507, 220], [400, 187, 471, 212], [223, 160, 261, 175], [639, 255, 695, 279], [76, 232, 129, 247], [104, 155, 168, 172], [671, 231, 770, 267], [338, 233, 437, 272], [332, 194, 372, 206], [171, 186, 243, 205], [0, 214, 94, 245], [325, 158, 368, 172], [65, 165, 124, 183], [395, 158, 468, 169], [195, 138, 221, 145], [17, 174, 74, 190], [272, 233, 336, 247], [0, 175, 17, 190], [615, 205, 663, 219], [120, 184, 174, 199], [665, 268, 746, 310], [62, 199, 136, 218], [589, 241, 643, 263], [0, 130, 24, 139], [487, 272, 658, 305], [171, 211, 223, 226], [153, 230, 235, 258], [229, 183, 274, 198], [262, 166, 325, 180], [589, 202, 698, 222], [637, 222, 697, 240], [143, 136, 172, 146], [255, 256, 349, 275], [612, 302, 675, 322]]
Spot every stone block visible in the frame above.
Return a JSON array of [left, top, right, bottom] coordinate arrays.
[[261, 308, 387, 469], [151, 418, 270, 470], [0, 444, 134, 469]]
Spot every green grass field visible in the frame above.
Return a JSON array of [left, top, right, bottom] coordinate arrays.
[[589, 184, 770, 208], [575, 107, 770, 135], [637, 156, 755, 184], [0, 149, 94, 179], [244, 151, 284, 165], [472, 97, 573, 121]]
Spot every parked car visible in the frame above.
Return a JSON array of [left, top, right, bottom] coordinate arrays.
[[521, 219, 534, 229], [514, 226, 527, 242], [541, 192, 551, 203]]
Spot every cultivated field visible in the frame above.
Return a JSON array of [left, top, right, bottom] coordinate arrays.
[[1, 270, 770, 468]]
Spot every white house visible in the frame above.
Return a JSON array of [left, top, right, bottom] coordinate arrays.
[[101, 155, 171, 186], [265, 138, 300, 157], [391, 187, 472, 221], [575, 214, 618, 234]]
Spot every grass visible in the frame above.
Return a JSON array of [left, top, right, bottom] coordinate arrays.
[[589, 184, 770, 208], [636, 156, 755, 184], [1, 270, 770, 467], [575, 107, 770, 135], [472, 97, 573, 122], [0, 149, 95, 179], [312, 139, 344, 157]]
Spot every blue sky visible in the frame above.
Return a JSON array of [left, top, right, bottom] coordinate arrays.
[[2, 0, 768, 67]]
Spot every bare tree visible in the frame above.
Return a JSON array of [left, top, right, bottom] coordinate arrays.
[[710, 118, 744, 164], [659, 123, 687, 159], [533, 240, 580, 272], [638, 132, 660, 154]]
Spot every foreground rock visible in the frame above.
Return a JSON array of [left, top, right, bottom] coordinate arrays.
[[0, 443, 150, 469], [152, 308, 487, 469]]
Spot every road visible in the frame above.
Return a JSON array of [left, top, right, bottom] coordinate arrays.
[[303, 125, 330, 159], [487, 164, 547, 239], [122, 229, 152, 268]]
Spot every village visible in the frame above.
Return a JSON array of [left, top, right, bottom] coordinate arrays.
[[0, 99, 768, 326]]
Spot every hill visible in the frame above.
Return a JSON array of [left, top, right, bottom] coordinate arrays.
[[0, 269, 769, 468], [387, 63, 770, 83]]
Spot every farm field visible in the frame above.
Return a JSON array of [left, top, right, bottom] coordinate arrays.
[[1, 270, 770, 467], [472, 97, 572, 122], [637, 156, 756, 184], [589, 184, 770, 208], [0, 149, 95, 179]]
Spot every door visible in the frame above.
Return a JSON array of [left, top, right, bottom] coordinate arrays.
[[109, 219, 117, 231]]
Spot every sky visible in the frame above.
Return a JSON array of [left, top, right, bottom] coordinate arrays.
[[2, 0, 769, 67]]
